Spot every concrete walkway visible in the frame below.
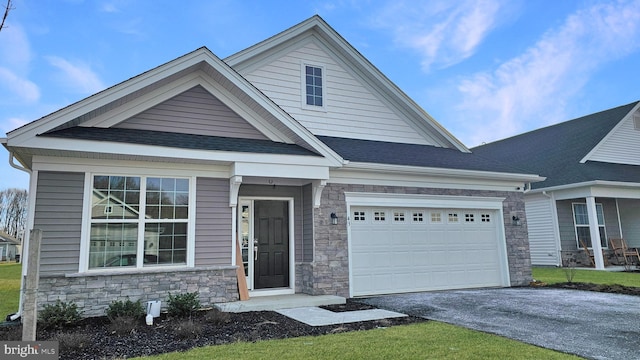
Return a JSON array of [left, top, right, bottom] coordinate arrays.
[[276, 307, 406, 326], [361, 288, 640, 360]]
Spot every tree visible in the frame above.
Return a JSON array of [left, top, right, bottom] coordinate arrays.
[[0, 188, 28, 241], [0, 0, 13, 33]]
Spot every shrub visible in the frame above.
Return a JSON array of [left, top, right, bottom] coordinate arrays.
[[106, 298, 145, 321], [174, 319, 202, 339], [167, 292, 200, 318], [39, 300, 82, 329], [203, 307, 230, 325], [108, 316, 139, 335], [55, 332, 90, 351]]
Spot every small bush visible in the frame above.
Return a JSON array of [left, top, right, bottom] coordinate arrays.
[[39, 300, 82, 329], [55, 332, 90, 351], [108, 315, 139, 335], [174, 319, 202, 339], [167, 292, 200, 318], [203, 308, 230, 325], [106, 298, 145, 321]]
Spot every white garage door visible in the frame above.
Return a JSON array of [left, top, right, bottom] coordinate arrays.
[[350, 206, 506, 297]]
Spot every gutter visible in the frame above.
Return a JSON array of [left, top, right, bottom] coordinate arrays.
[[3, 143, 32, 322]]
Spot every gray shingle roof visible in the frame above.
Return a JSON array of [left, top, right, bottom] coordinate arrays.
[[472, 101, 640, 189], [317, 136, 528, 173], [41, 127, 321, 157]]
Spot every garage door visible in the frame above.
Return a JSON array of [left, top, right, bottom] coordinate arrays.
[[350, 206, 505, 296]]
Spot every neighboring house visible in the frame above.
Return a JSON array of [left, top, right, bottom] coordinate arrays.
[[474, 101, 640, 269], [0, 231, 20, 261], [1, 16, 542, 317]]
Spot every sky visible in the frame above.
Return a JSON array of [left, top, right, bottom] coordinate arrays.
[[1, 0, 640, 190]]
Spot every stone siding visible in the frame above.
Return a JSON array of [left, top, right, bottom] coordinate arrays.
[[301, 184, 532, 296], [38, 266, 238, 317]]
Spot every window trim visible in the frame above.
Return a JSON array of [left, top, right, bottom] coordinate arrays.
[[572, 202, 607, 249], [301, 63, 326, 111], [79, 173, 196, 273]]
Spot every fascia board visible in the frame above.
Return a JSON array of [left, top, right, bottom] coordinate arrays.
[[528, 180, 640, 200], [345, 192, 505, 210], [8, 49, 216, 143], [579, 102, 640, 163], [20, 137, 335, 167], [343, 162, 544, 183]]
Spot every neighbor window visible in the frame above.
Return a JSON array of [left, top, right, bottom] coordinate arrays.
[[89, 175, 190, 269], [572, 203, 607, 248], [305, 65, 323, 106]]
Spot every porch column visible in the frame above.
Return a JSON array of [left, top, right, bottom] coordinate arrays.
[[586, 196, 605, 269]]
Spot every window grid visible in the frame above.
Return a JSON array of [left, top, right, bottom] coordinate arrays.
[[572, 203, 607, 248], [481, 214, 491, 222], [305, 66, 323, 106], [431, 212, 442, 223], [353, 211, 366, 221], [448, 213, 459, 223], [394, 211, 405, 222], [374, 211, 386, 221], [465, 213, 475, 222], [413, 212, 424, 222]]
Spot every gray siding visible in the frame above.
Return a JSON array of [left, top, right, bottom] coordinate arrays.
[[116, 85, 268, 140], [195, 177, 232, 266], [302, 184, 313, 262], [556, 198, 621, 250], [589, 111, 640, 165], [239, 185, 304, 262], [617, 199, 640, 247], [34, 171, 84, 276]]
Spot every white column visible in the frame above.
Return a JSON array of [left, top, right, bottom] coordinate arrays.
[[586, 196, 605, 269]]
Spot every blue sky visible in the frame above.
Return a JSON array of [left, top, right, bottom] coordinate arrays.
[[1, 0, 640, 190]]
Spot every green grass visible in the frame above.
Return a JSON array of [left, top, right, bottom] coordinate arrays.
[[0, 263, 22, 318], [533, 266, 640, 287], [136, 322, 579, 360]]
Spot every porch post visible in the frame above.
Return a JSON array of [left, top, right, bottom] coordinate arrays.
[[586, 196, 605, 269]]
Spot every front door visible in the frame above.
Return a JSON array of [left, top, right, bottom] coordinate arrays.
[[253, 200, 289, 289]]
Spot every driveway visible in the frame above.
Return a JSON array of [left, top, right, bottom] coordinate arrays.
[[361, 288, 640, 360]]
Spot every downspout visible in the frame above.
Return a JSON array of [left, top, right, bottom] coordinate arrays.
[[6, 150, 32, 322]]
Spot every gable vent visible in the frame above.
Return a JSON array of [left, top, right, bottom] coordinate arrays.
[[635, 114, 640, 131]]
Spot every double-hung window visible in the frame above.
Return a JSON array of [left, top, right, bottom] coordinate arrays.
[[89, 175, 190, 269], [304, 65, 323, 107], [572, 203, 607, 248]]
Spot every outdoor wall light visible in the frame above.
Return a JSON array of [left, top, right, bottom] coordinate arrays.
[[512, 215, 521, 226], [330, 212, 338, 225]]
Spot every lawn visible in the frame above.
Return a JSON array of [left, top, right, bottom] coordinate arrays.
[[532, 266, 640, 287], [136, 321, 580, 360], [0, 262, 21, 318]]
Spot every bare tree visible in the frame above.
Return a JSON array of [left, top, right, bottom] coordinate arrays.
[[0, 0, 13, 33], [0, 188, 28, 241]]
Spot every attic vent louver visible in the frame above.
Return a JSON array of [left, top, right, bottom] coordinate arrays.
[[634, 114, 640, 131]]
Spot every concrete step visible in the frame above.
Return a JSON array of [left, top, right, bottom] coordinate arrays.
[[215, 294, 346, 313]]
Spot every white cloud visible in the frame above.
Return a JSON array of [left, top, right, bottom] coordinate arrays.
[[45, 56, 106, 94], [451, 0, 640, 146], [372, 0, 503, 71], [0, 68, 40, 103]]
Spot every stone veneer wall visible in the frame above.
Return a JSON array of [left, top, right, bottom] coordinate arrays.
[[301, 184, 533, 297], [37, 266, 238, 317]]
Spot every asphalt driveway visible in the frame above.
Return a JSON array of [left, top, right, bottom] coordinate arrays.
[[360, 288, 640, 360]]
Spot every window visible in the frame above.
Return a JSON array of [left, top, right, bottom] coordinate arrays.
[[465, 213, 475, 222], [430, 212, 442, 223], [448, 212, 459, 223], [572, 203, 607, 248], [481, 213, 491, 222], [353, 211, 366, 221], [305, 65, 323, 107], [374, 211, 386, 221], [413, 212, 424, 222], [89, 175, 190, 269], [393, 211, 405, 222]]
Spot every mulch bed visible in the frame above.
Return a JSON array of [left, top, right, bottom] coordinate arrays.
[[0, 300, 425, 360], [1, 284, 638, 360]]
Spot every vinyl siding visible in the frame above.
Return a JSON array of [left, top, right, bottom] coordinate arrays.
[[524, 194, 559, 266], [195, 177, 232, 266], [238, 185, 304, 262], [588, 111, 640, 165], [617, 199, 640, 248], [34, 171, 84, 275], [116, 85, 268, 140], [556, 198, 621, 251], [241, 40, 432, 145]]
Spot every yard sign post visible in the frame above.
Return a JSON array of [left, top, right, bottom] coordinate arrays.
[[22, 229, 42, 341]]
